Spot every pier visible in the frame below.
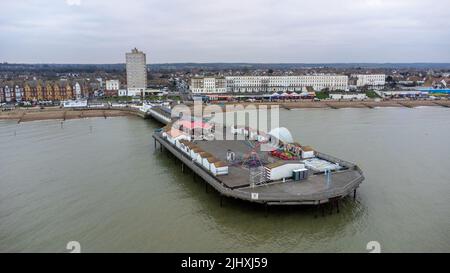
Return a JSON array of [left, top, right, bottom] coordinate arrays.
[[146, 106, 172, 124], [152, 132, 364, 207]]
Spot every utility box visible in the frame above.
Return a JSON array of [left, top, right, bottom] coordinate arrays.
[[292, 168, 309, 181]]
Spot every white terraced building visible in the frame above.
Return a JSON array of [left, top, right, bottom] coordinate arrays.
[[190, 75, 348, 94], [190, 77, 226, 94], [352, 74, 386, 87]]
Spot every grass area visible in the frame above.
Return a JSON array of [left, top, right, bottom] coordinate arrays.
[[366, 90, 381, 98], [315, 92, 329, 100], [430, 93, 450, 97]]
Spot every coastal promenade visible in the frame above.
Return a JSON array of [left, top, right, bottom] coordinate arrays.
[[2, 99, 449, 123], [212, 99, 450, 110]]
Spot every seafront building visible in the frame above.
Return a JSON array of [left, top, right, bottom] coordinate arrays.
[[74, 82, 82, 99], [352, 74, 386, 88], [0, 80, 90, 103], [227, 75, 348, 93], [190, 75, 349, 94], [126, 48, 147, 97], [105, 79, 120, 97], [1, 85, 14, 103], [190, 77, 227, 94]]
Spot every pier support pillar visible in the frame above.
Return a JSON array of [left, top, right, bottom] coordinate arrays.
[[315, 201, 321, 218], [353, 189, 357, 201], [336, 200, 340, 214], [181, 163, 184, 173]]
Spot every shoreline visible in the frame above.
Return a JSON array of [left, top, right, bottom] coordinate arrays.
[[0, 108, 138, 123], [1, 99, 449, 123]]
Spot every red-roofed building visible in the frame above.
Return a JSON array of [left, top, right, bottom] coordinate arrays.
[[176, 120, 213, 139]]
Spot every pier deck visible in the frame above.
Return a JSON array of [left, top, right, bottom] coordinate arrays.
[[153, 133, 364, 205]]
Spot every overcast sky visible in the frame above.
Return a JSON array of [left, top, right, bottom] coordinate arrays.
[[0, 0, 449, 63]]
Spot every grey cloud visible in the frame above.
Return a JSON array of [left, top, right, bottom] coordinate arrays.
[[0, 0, 449, 63]]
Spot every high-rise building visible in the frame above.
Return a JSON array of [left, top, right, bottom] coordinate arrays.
[[126, 48, 147, 97]]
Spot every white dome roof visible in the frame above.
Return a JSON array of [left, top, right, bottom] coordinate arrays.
[[268, 127, 294, 144]]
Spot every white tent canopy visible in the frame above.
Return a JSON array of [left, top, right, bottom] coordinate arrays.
[[268, 127, 294, 144]]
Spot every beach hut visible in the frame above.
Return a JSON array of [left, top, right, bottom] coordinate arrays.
[[176, 138, 185, 149], [175, 137, 192, 150], [177, 139, 191, 155], [190, 147, 204, 160], [211, 161, 229, 176], [196, 151, 213, 165], [166, 128, 189, 145], [301, 146, 315, 159], [161, 125, 171, 138], [203, 156, 219, 171], [182, 141, 196, 155]]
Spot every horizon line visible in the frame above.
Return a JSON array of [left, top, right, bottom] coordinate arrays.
[[2, 62, 450, 65]]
